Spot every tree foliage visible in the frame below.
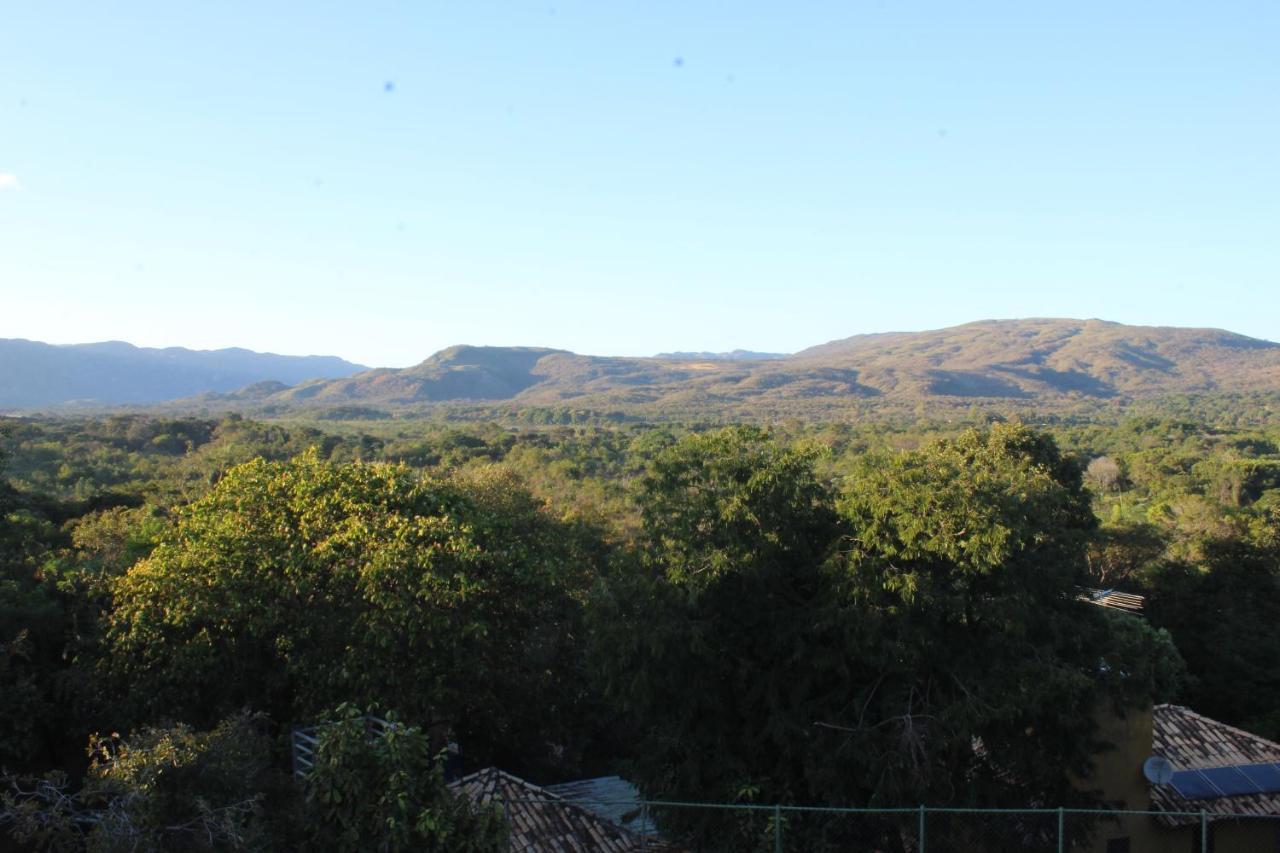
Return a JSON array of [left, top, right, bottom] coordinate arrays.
[[302, 704, 506, 853], [1, 713, 283, 852], [105, 452, 591, 772], [1, 426, 64, 770], [3, 409, 1278, 849], [598, 425, 1180, 851], [1145, 533, 1280, 739]]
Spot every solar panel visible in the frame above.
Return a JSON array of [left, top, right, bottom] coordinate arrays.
[[1169, 770, 1223, 799], [1167, 763, 1280, 799], [1237, 763, 1280, 791], [1200, 766, 1258, 797]]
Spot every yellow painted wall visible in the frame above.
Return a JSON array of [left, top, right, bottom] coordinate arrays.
[[1203, 819, 1280, 852], [1139, 821, 1280, 853], [1074, 705, 1280, 852], [1076, 705, 1170, 853]]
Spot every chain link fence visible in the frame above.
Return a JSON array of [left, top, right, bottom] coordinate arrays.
[[505, 797, 1280, 852]]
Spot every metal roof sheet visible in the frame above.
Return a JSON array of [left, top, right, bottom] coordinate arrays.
[[545, 776, 660, 838], [1077, 587, 1146, 613]]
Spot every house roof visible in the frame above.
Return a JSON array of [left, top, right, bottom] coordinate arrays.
[[1149, 703, 1280, 826], [545, 776, 660, 839], [450, 767, 684, 852]]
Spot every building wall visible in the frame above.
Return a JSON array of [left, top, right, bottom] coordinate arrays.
[[1146, 820, 1280, 853], [1078, 705, 1169, 853], [1203, 819, 1280, 852], [1076, 706, 1280, 852]]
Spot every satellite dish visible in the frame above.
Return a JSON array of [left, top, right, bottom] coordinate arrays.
[[1144, 755, 1175, 785]]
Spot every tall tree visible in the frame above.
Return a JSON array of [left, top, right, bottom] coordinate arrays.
[[302, 705, 507, 853], [594, 426, 846, 849], [831, 425, 1177, 809], [1145, 527, 1280, 739], [598, 425, 1179, 852], [105, 452, 594, 773]]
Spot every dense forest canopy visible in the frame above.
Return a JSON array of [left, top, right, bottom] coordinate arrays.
[[2, 401, 1279, 850]]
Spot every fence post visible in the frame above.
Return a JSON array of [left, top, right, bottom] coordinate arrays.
[[918, 805, 926, 853], [640, 801, 649, 852], [774, 804, 782, 853], [1057, 807, 1064, 853], [1200, 810, 1208, 852]]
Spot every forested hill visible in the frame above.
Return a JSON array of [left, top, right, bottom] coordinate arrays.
[[0, 339, 366, 408], [204, 319, 1280, 417]]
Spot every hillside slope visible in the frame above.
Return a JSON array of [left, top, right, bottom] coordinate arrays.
[[0, 339, 367, 408], [11, 320, 1278, 415], [794, 319, 1280, 398], [212, 319, 1280, 416], [271, 346, 567, 404]]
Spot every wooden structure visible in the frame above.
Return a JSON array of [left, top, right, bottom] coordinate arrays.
[[1078, 586, 1146, 614]]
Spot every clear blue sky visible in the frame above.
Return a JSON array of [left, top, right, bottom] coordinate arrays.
[[2, 1, 1277, 367]]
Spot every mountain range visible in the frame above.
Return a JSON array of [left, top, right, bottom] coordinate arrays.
[[654, 350, 789, 361], [4, 320, 1279, 416], [0, 339, 366, 409]]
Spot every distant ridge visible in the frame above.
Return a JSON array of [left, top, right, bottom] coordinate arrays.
[[6, 320, 1280, 415], [654, 350, 789, 361], [0, 339, 367, 409], [790, 318, 1280, 399], [200, 319, 1280, 416]]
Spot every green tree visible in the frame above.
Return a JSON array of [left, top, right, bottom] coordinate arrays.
[[0, 427, 63, 769], [1, 713, 286, 852], [594, 426, 846, 850], [302, 704, 507, 853], [1085, 521, 1167, 588], [105, 451, 594, 772], [831, 426, 1174, 809], [635, 425, 838, 591], [1145, 534, 1280, 739], [599, 425, 1178, 852]]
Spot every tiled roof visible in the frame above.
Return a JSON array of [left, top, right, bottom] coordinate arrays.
[[546, 776, 660, 839], [1149, 703, 1280, 826], [451, 767, 684, 852]]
